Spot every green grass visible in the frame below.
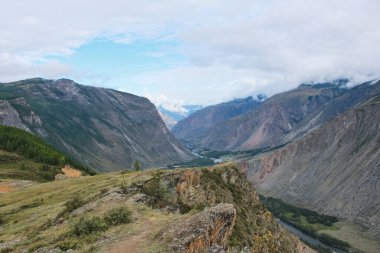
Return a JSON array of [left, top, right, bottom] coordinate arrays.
[[0, 125, 95, 181], [0, 170, 179, 252], [0, 150, 60, 182]]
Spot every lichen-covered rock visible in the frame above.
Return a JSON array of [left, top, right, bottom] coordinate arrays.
[[158, 203, 236, 253]]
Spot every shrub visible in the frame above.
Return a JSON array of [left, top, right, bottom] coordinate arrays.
[[57, 239, 79, 250], [64, 195, 86, 213], [141, 172, 169, 207], [104, 207, 132, 226], [71, 217, 108, 236], [133, 160, 141, 171], [0, 248, 13, 253], [119, 180, 129, 194]]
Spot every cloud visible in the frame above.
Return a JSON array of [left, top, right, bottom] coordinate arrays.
[[144, 93, 188, 114], [1, 0, 380, 104]]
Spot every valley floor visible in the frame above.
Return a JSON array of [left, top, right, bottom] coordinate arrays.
[[319, 222, 380, 253]]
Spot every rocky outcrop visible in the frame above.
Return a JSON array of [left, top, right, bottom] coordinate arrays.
[[0, 100, 30, 132], [158, 203, 236, 253], [0, 78, 193, 171], [244, 101, 380, 238], [127, 164, 313, 252]]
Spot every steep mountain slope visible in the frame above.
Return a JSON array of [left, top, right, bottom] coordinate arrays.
[[243, 95, 380, 239], [174, 83, 347, 150], [0, 78, 193, 172], [284, 80, 380, 141], [0, 125, 92, 182], [0, 163, 313, 252], [172, 96, 262, 146]]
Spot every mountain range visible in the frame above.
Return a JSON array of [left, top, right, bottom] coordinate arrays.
[[172, 80, 351, 150], [0, 78, 193, 172], [244, 90, 380, 238], [1, 77, 379, 252]]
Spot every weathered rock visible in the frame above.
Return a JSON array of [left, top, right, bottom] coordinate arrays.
[[128, 193, 155, 205], [133, 165, 313, 252], [100, 187, 126, 201], [54, 174, 69, 181], [158, 203, 236, 253], [70, 201, 98, 217]]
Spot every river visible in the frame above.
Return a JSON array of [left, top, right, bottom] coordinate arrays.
[[277, 220, 349, 253]]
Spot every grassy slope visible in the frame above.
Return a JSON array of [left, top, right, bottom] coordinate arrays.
[[0, 164, 303, 253], [0, 150, 56, 182], [0, 170, 187, 252], [0, 125, 94, 181]]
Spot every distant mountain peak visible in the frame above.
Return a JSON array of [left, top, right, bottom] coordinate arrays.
[[158, 104, 204, 129]]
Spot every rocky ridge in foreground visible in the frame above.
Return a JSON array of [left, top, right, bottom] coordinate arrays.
[[0, 163, 313, 252]]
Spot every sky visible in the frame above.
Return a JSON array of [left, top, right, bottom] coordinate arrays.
[[1, 0, 380, 111]]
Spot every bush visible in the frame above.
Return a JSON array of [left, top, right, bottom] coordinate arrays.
[[133, 160, 141, 171], [141, 172, 169, 208], [119, 181, 129, 194], [71, 217, 108, 236], [57, 239, 79, 251], [104, 207, 132, 226], [64, 196, 86, 213]]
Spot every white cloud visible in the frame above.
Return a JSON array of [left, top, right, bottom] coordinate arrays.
[[145, 93, 188, 114], [1, 0, 380, 104]]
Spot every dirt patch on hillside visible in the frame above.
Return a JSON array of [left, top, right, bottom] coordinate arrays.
[[62, 166, 81, 178], [0, 182, 13, 193]]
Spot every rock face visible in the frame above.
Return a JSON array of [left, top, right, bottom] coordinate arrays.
[[244, 100, 380, 238], [159, 203, 236, 253], [172, 82, 345, 150], [0, 78, 193, 171]]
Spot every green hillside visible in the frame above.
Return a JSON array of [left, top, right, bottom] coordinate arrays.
[[0, 125, 94, 181]]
